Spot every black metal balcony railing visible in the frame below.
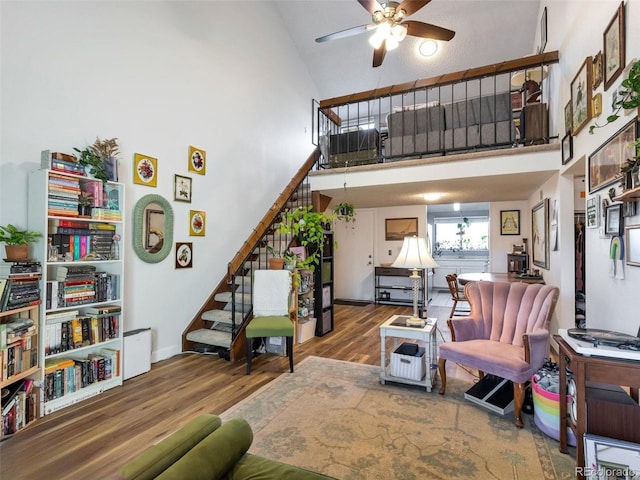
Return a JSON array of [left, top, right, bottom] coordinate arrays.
[[313, 51, 559, 169]]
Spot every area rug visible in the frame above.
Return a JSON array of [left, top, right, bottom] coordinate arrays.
[[220, 356, 575, 480]]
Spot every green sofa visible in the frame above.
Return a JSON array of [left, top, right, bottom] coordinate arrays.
[[112, 413, 335, 480]]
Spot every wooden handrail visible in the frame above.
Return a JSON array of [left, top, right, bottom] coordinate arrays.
[[319, 51, 559, 109], [226, 149, 320, 280]]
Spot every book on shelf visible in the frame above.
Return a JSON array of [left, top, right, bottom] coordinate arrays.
[[85, 304, 121, 315]]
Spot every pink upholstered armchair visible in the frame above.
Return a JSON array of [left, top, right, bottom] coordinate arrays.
[[438, 280, 559, 428]]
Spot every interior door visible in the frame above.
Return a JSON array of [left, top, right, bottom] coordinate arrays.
[[334, 209, 375, 302]]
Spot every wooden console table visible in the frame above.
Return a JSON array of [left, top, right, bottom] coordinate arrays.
[[555, 335, 640, 479]]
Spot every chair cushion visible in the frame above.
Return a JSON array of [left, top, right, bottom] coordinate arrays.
[[439, 339, 533, 384], [246, 315, 293, 338]]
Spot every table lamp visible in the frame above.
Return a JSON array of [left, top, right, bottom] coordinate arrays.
[[391, 235, 439, 327]]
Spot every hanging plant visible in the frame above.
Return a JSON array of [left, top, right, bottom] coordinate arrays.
[[589, 60, 640, 133], [333, 202, 356, 224]]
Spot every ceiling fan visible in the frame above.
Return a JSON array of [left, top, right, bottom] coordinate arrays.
[[315, 0, 455, 68]]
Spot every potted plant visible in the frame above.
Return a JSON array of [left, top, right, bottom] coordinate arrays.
[[278, 206, 334, 271], [73, 136, 119, 183], [266, 245, 285, 270], [78, 192, 94, 217], [333, 202, 356, 224], [283, 250, 299, 271], [0, 224, 42, 261], [590, 60, 640, 133]]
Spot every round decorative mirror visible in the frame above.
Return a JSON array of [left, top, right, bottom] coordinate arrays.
[[133, 194, 174, 263]]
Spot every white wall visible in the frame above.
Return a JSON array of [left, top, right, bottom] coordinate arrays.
[[0, 1, 320, 360], [548, 0, 640, 336]]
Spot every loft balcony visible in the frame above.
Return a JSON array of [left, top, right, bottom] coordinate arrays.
[[313, 51, 559, 170]]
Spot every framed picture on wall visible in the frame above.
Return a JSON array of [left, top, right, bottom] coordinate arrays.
[[588, 119, 638, 193], [605, 203, 624, 236], [586, 196, 600, 228], [532, 198, 549, 269], [561, 133, 573, 165], [500, 210, 520, 235], [175, 242, 193, 269], [385, 217, 418, 241], [571, 56, 593, 136], [625, 225, 640, 266], [603, 1, 625, 91], [174, 174, 192, 203]]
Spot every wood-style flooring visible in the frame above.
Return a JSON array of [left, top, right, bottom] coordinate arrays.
[[0, 302, 476, 480]]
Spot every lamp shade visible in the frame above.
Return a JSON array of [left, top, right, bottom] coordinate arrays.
[[391, 236, 439, 269], [511, 68, 548, 87]]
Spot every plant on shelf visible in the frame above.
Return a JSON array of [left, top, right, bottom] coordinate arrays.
[[0, 224, 42, 261], [589, 60, 640, 134], [73, 136, 119, 183], [278, 206, 334, 271], [266, 245, 285, 270], [78, 192, 94, 217], [283, 250, 299, 271], [333, 201, 356, 224]]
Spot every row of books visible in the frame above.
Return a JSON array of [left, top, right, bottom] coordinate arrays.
[[1, 379, 38, 438], [49, 232, 115, 260], [43, 349, 120, 402], [1, 335, 38, 382], [44, 313, 120, 356], [45, 273, 119, 309], [0, 276, 41, 312], [0, 261, 41, 278]]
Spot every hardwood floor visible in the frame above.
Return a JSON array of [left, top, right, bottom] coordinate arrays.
[[0, 302, 476, 480]]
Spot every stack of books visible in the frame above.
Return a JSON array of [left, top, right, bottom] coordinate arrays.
[[0, 275, 41, 311], [47, 173, 81, 217]]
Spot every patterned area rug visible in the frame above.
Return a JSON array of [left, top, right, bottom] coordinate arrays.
[[221, 356, 575, 480]]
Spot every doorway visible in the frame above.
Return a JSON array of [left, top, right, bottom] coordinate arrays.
[[334, 209, 375, 302]]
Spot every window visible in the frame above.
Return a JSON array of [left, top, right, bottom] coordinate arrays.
[[434, 216, 489, 254]]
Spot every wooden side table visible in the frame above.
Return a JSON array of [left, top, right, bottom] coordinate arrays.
[[379, 314, 437, 392], [555, 335, 640, 479]]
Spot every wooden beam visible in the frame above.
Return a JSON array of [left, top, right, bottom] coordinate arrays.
[[319, 51, 559, 109]]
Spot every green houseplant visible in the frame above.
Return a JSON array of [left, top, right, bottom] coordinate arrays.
[[278, 206, 334, 271], [0, 224, 42, 261], [589, 60, 640, 190], [333, 202, 356, 224], [78, 192, 94, 217], [265, 245, 285, 269], [74, 136, 119, 183]]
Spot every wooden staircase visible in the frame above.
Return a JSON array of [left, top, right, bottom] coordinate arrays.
[[181, 149, 331, 362]]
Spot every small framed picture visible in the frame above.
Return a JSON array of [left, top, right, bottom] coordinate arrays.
[[175, 242, 193, 269], [603, 1, 625, 91], [561, 133, 573, 165], [586, 196, 600, 228], [584, 434, 640, 476], [571, 56, 593, 136], [188, 146, 206, 175], [592, 92, 603, 117], [605, 203, 624, 236], [538, 7, 547, 54], [133, 153, 157, 187], [500, 210, 520, 235], [174, 174, 192, 203], [564, 101, 572, 135], [189, 210, 206, 236], [385, 217, 418, 241], [626, 225, 640, 266], [592, 51, 603, 89]]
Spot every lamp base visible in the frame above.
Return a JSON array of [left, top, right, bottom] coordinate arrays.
[[405, 316, 426, 328]]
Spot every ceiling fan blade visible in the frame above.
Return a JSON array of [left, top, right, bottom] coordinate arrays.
[[358, 0, 383, 14], [397, 0, 431, 17], [372, 40, 387, 68], [403, 20, 455, 41], [315, 24, 376, 43]]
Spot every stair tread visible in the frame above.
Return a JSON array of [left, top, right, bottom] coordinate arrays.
[[215, 291, 252, 304], [201, 309, 243, 324], [186, 328, 232, 348]]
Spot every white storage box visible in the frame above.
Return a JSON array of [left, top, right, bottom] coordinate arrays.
[[390, 343, 425, 381], [297, 317, 317, 344]]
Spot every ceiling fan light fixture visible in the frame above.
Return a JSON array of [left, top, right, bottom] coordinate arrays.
[[419, 39, 438, 57], [386, 35, 400, 51], [391, 24, 407, 42]]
